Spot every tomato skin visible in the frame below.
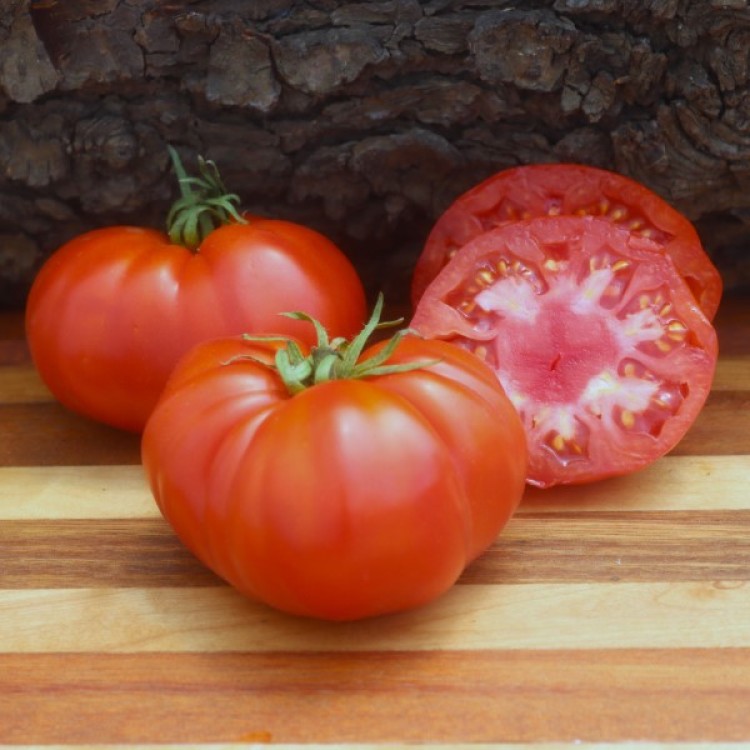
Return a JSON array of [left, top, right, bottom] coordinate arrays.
[[141, 335, 527, 621], [412, 163, 722, 320], [25, 220, 366, 432], [411, 215, 718, 488]]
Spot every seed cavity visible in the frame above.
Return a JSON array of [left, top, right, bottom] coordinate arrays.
[[543, 415, 591, 465], [614, 357, 686, 437], [447, 252, 548, 329], [617, 285, 692, 359]]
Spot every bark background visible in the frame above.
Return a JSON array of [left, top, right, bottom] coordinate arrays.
[[2, 0, 750, 309]]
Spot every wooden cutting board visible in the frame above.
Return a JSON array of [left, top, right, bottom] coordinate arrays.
[[1, 296, 749, 745]]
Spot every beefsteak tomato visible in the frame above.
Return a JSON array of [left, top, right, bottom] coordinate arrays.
[[141, 298, 527, 620], [412, 163, 722, 319], [411, 216, 718, 488], [25, 148, 366, 431]]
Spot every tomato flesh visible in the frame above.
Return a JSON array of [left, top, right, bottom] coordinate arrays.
[[411, 216, 718, 488], [412, 163, 722, 320]]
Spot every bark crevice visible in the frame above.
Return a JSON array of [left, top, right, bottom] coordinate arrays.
[[2, 0, 750, 307]]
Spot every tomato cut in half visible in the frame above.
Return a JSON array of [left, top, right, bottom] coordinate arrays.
[[410, 215, 719, 488], [412, 163, 723, 320]]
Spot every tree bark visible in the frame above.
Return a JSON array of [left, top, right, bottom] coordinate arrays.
[[2, 0, 750, 308]]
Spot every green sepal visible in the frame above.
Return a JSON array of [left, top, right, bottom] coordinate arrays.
[[166, 145, 247, 251], [234, 293, 440, 395]]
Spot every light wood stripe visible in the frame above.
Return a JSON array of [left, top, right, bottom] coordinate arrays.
[[1, 581, 749, 653], [0, 364, 50, 403], [0, 465, 155, 519], [520, 454, 750, 511], [671, 390, 750, 456], [1, 651, 749, 744], [2, 511, 748, 588], [713, 356, 750, 390], [3, 455, 749, 521]]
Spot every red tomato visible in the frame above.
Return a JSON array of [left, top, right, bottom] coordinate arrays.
[[412, 163, 722, 319], [141, 328, 526, 621], [411, 216, 718, 488], [26, 188, 366, 432]]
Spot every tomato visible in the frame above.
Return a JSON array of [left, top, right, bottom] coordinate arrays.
[[25, 149, 366, 432], [410, 216, 718, 488], [141, 300, 527, 620], [412, 163, 723, 320]]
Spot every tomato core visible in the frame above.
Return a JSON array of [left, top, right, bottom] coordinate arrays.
[[495, 295, 618, 407]]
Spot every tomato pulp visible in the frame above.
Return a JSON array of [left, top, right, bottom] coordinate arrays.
[[411, 216, 718, 488], [412, 163, 722, 320]]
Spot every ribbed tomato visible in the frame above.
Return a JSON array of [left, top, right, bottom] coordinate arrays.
[[142, 302, 527, 620], [25, 149, 366, 431]]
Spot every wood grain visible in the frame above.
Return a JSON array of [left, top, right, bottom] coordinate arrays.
[[2, 293, 749, 747], [1, 650, 749, 744], [521, 454, 750, 511], [4, 355, 746, 398], [0, 518, 220, 588], [2, 581, 749, 653], [1, 510, 748, 588], [0, 389, 747, 467], [0, 402, 142, 466], [0, 465, 156, 519], [3, 454, 748, 521], [713, 356, 750, 390], [0, 363, 50, 402]]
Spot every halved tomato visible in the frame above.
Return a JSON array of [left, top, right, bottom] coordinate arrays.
[[410, 215, 718, 488], [412, 163, 722, 320]]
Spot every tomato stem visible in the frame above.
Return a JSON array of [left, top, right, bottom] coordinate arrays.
[[242, 294, 438, 395], [166, 145, 247, 251]]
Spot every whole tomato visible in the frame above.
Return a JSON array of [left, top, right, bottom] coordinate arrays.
[[141, 297, 527, 621], [25, 147, 367, 431]]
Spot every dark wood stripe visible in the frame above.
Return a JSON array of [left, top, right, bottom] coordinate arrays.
[[0, 403, 141, 467], [464, 510, 750, 583], [0, 339, 30, 365], [0, 391, 747, 467], [0, 518, 220, 588], [713, 293, 750, 356], [670, 390, 750, 456], [3, 512, 749, 588], [1, 649, 749, 743], [0, 310, 25, 340]]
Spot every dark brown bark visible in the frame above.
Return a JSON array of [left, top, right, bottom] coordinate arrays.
[[2, 0, 750, 309]]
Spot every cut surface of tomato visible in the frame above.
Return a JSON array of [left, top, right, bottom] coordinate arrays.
[[411, 216, 719, 488], [412, 163, 722, 320]]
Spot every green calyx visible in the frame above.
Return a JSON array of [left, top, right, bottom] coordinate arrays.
[[166, 145, 247, 251], [243, 294, 437, 395]]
